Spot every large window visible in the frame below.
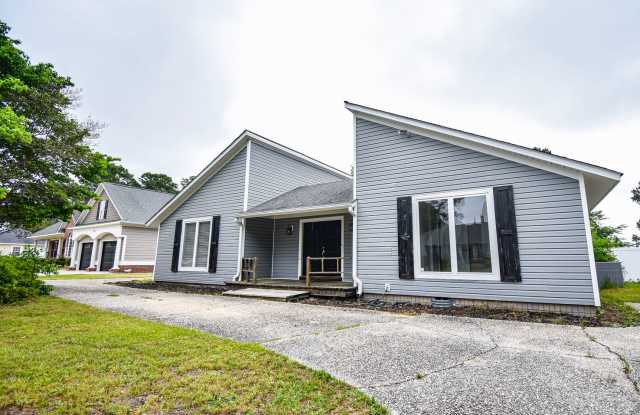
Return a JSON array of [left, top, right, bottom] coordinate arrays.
[[179, 218, 212, 271], [412, 188, 499, 280]]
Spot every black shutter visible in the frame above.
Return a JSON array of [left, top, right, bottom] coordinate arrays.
[[493, 186, 521, 282], [104, 200, 109, 219], [397, 196, 414, 279], [171, 219, 182, 272], [208, 216, 221, 273]]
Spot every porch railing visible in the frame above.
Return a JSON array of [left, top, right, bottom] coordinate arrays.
[[241, 257, 257, 283], [305, 256, 343, 287]]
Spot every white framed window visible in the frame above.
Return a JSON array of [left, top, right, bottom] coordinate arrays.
[[178, 217, 212, 272], [12, 246, 21, 256], [97, 200, 107, 220], [412, 188, 500, 281], [65, 239, 74, 257]]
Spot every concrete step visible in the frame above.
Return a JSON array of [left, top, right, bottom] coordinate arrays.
[[223, 288, 310, 302]]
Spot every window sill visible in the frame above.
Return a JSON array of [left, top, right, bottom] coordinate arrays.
[[415, 272, 500, 282], [177, 267, 208, 273]]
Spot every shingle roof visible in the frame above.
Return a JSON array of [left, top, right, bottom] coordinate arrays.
[[0, 229, 33, 244], [246, 180, 353, 213], [102, 183, 174, 224], [31, 221, 66, 237]]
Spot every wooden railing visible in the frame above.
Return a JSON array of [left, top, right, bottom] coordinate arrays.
[[305, 256, 343, 287], [241, 257, 257, 283]]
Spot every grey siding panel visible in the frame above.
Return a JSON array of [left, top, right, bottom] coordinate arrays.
[[355, 118, 595, 306], [122, 226, 158, 262], [154, 148, 247, 284], [79, 191, 120, 225], [244, 218, 273, 277], [272, 214, 352, 280], [247, 142, 344, 209]]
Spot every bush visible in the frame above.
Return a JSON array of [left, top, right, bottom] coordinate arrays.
[[53, 257, 70, 267], [0, 248, 57, 304]]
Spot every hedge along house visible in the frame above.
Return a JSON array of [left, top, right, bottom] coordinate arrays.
[[69, 183, 173, 272], [147, 103, 621, 316], [147, 131, 352, 289]]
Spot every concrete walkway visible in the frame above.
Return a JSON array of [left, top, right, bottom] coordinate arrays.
[[48, 279, 640, 415]]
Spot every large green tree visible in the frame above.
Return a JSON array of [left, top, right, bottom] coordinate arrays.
[[590, 210, 626, 262], [79, 152, 140, 190], [632, 181, 640, 245], [0, 21, 112, 229], [139, 172, 177, 193]]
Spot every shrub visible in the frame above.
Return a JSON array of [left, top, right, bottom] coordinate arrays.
[[53, 257, 70, 267], [0, 248, 57, 304]]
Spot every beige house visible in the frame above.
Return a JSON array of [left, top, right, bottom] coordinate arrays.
[[31, 214, 79, 259], [69, 183, 173, 272], [0, 229, 34, 256]]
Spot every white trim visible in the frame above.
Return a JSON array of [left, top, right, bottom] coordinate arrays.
[[177, 217, 213, 272], [411, 187, 500, 281], [297, 215, 345, 280], [579, 173, 601, 307], [243, 140, 252, 211], [71, 220, 123, 230], [351, 113, 361, 294], [30, 233, 64, 240], [238, 203, 351, 219], [271, 218, 276, 278], [235, 218, 246, 280]]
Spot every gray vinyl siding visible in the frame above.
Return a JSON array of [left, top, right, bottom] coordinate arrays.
[[247, 142, 344, 208], [122, 226, 158, 262], [272, 214, 353, 280], [154, 148, 247, 284], [244, 217, 274, 277], [79, 191, 120, 225], [355, 118, 595, 306]]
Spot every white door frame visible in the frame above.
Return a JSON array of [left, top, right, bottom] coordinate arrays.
[[297, 215, 345, 280]]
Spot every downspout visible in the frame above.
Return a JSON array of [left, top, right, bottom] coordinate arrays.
[[348, 200, 362, 296]]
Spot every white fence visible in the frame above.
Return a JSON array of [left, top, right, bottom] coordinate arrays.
[[613, 247, 640, 282]]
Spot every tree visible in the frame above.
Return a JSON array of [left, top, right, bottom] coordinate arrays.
[[632, 181, 640, 245], [590, 210, 626, 262], [78, 152, 139, 190], [0, 21, 108, 229], [139, 172, 178, 193], [632, 235, 640, 248], [532, 147, 552, 154], [180, 175, 196, 190]]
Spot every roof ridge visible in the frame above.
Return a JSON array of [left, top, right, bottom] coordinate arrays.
[[103, 182, 175, 195]]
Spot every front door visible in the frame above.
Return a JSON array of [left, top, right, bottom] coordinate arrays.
[[100, 241, 117, 271], [79, 242, 93, 270], [48, 240, 59, 258], [301, 219, 342, 278]]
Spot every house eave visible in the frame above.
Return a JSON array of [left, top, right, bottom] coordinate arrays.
[[238, 203, 351, 219]]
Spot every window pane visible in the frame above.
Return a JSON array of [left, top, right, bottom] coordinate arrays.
[[181, 222, 196, 267], [195, 221, 211, 268], [454, 196, 492, 272], [418, 199, 451, 272]]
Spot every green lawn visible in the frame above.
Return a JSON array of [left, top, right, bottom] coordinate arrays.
[[41, 272, 152, 280], [0, 297, 385, 415], [600, 282, 640, 326]]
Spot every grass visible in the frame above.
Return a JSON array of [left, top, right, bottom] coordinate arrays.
[[0, 297, 386, 414], [40, 272, 152, 280], [599, 282, 640, 326]]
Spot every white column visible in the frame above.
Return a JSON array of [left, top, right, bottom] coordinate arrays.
[[69, 239, 79, 268], [56, 238, 64, 258], [89, 238, 99, 270], [112, 237, 122, 270], [44, 240, 49, 258]]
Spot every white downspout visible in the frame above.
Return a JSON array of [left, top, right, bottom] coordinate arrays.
[[350, 113, 362, 296]]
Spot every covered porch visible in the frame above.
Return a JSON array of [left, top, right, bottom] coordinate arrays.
[[71, 224, 124, 272]]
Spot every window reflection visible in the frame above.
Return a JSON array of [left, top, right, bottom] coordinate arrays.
[[454, 196, 491, 272], [418, 199, 451, 272]]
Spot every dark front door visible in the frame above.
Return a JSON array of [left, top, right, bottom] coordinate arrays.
[[100, 241, 117, 271], [79, 242, 93, 270], [301, 219, 341, 278], [48, 240, 59, 258]]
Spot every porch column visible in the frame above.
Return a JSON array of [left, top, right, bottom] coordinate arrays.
[[89, 238, 99, 270], [69, 239, 78, 268], [44, 240, 49, 258], [56, 238, 64, 258], [112, 237, 122, 270]]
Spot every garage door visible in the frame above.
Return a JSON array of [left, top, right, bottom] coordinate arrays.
[[100, 241, 117, 271]]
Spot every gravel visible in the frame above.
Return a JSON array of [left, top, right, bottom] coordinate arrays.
[[48, 278, 640, 415]]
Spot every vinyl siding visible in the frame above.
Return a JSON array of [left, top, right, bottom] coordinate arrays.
[[244, 217, 274, 277], [355, 118, 595, 306], [247, 142, 344, 208], [154, 148, 247, 284], [79, 191, 120, 225], [122, 226, 158, 262], [272, 214, 353, 280]]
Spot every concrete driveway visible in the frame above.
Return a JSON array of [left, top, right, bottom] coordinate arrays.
[[49, 279, 640, 415]]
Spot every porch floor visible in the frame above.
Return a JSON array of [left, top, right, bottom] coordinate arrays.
[[225, 278, 356, 298]]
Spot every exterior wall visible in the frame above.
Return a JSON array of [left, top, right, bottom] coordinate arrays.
[[154, 148, 247, 284], [247, 142, 344, 209], [271, 214, 353, 280], [0, 243, 32, 255], [355, 118, 595, 306], [79, 190, 121, 225], [122, 226, 158, 262], [243, 218, 274, 277]]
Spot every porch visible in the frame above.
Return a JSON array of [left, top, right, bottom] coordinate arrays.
[[226, 278, 356, 298]]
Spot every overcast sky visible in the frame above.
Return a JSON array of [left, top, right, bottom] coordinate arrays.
[[4, 0, 640, 239]]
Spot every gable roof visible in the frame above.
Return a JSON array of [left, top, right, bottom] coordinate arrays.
[[345, 101, 622, 209], [146, 130, 351, 227], [241, 180, 353, 217], [77, 183, 174, 226], [0, 229, 33, 244], [31, 221, 66, 238]]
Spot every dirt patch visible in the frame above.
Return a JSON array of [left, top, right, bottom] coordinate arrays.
[[108, 280, 230, 296], [299, 297, 635, 327]]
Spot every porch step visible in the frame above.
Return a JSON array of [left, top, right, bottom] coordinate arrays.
[[226, 279, 356, 298], [223, 288, 310, 302]]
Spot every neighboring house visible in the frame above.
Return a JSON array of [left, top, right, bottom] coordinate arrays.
[[0, 229, 33, 256], [69, 183, 173, 272], [30, 213, 79, 259], [146, 103, 622, 316]]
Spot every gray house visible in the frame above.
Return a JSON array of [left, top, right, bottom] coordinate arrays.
[[147, 103, 621, 316]]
